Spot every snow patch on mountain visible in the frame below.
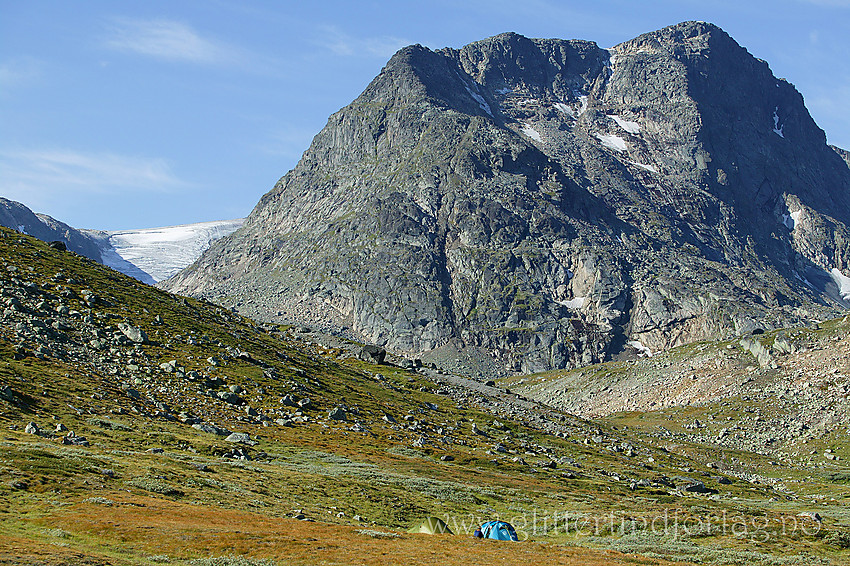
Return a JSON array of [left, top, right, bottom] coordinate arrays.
[[521, 124, 543, 143], [557, 296, 586, 309], [830, 268, 850, 301], [773, 107, 785, 138], [461, 78, 493, 116], [629, 161, 658, 173], [575, 93, 589, 116], [611, 115, 640, 134], [554, 102, 575, 118], [783, 209, 802, 230], [628, 340, 654, 358], [596, 133, 628, 152]]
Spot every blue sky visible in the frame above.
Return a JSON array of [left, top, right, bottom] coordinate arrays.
[[1, 0, 848, 230]]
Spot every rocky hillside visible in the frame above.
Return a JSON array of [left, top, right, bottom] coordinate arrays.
[[2, 227, 849, 565], [509, 315, 850, 461], [165, 21, 850, 375]]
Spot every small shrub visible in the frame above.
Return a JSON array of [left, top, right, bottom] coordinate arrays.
[[126, 477, 183, 496], [87, 417, 133, 431], [83, 496, 114, 505], [357, 529, 401, 539], [825, 530, 850, 549]]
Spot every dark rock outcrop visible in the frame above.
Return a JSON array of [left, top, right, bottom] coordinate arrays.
[[164, 22, 850, 375]]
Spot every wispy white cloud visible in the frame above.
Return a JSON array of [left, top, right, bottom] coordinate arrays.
[[104, 18, 238, 65], [0, 56, 44, 90], [315, 25, 410, 58], [0, 148, 188, 210]]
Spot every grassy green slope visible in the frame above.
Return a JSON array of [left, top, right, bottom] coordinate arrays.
[[0, 228, 847, 565]]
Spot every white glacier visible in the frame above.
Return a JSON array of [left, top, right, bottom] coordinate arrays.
[[97, 219, 243, 284]]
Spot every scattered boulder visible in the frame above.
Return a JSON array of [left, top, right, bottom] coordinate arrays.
[[359, 345, 386, 364], [225, 432, 257, 445], [62, 432, 89, 446], [224, 447, 251, 460], [328, 407, 347, 421], [118, 323, 148, 344], [0, 385, 16, 404], [683, 481, 717, 494], [191, 423, 231, 436], [24, 422, 41, 435], [773, 334, 794, 355], [48, 241, 67, 251], [740, 337, 773, 368], [217, 391, 243, 405], [233, 350, 259, 364]]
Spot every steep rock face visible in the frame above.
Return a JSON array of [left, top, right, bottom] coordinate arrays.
[[165, 22, 850, 375]]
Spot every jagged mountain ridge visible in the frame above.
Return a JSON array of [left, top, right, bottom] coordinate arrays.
[[0, 197, 242, 285], [165, 21, 850, 375], [0, 197, 104, 262]]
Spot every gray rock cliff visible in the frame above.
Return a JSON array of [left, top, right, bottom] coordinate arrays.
[[164, 22, 850, 375]]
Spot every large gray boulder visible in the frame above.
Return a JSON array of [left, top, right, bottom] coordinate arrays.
[[118, 323, 148, 344]]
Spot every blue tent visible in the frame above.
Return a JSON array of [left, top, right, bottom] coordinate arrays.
[[475, 520, 519, 541]]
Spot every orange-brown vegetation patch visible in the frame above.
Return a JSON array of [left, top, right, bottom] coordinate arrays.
[[11, 495, 688, 566], [0, 535, 115, 566]]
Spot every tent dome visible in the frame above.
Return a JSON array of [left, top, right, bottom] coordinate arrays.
[[476, 520, 519, 541], [409, 517, 453, 534]]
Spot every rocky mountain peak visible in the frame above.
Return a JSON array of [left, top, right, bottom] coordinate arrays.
[[165, 23, 850, 377]]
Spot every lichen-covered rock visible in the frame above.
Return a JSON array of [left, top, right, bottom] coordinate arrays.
[[164, 22, 850, 374], [118, 323, 148, 344]]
